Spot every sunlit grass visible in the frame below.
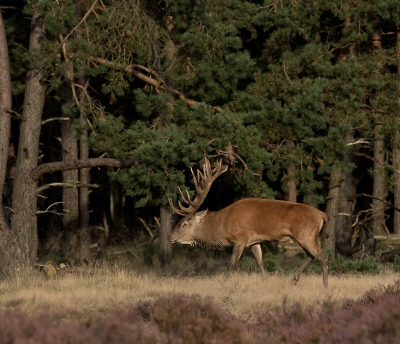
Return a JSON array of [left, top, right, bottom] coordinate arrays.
[[0, 268, 398, 321]]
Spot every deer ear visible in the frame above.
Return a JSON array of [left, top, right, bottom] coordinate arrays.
[[195, 209, 208, 222]]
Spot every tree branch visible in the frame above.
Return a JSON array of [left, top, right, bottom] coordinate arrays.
[[36, 182, 100, 194], [89, 56, 223, 112], [59, 0, 99, 46], [352, 152, 400, 173], [31, 158, 142, 181], [41, 117, 70, 125], [358, 193, 400, 213]]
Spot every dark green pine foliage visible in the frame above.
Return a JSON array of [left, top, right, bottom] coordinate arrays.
[[69, 0, 399, 209], [245, 0, 400, 204], [87, 0, 274, 208]]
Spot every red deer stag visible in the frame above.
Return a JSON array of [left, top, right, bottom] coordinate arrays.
[[168, 158, 329, 287]]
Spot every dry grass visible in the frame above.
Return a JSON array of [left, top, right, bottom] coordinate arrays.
[[0, 269, 398, 321]]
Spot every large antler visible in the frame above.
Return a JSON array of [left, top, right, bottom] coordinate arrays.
[[169, 158, 228, 216]]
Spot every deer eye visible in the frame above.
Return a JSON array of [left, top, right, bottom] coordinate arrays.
[[182, 222, 189, 228]]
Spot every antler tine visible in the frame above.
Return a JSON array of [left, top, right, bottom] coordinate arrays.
[[203, 158, 211, 179], [168, 197, 187, 216], [169, 158, 228, 216], [178, 187, 190, 205]]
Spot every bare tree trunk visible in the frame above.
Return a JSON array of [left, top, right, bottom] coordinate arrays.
[[9, 10, 46, 271], [336, 132, 355, 258], [394, 28, 400, 234], [285, 167, 297, 203], [321, 169, 341, 250], [371, 123, 387, 235], [0, 11, 12, 231], [78, 81, 91, 261], [158, 206, 173, 267], [74, 0, 90, 261], [0, 11, 24, 277], [371, 31, 387, 236], [394, 130, 400, 234], [60, 39, 80, 261], [156, 22, 176, 268]]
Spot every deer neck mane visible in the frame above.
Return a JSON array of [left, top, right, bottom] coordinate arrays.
[[193, 211, 230, 250]]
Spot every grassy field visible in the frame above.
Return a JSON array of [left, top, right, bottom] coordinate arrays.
[[0, 268, 398, 322]]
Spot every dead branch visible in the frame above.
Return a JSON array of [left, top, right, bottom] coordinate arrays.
[[41, 117, 70, 125], [31, 158, 142, 181], [347, 139, 369, 146], [35, 202, 65, 216], [283, 60, 293, 85], [36, 182, 100, 194], [217, 149, 261, 178], [59, 0, 100, 46], [358, 193, 400, 212], [138, 217, 155, 238], [352, 152, 400, 174], [89, 56, 223, 112]]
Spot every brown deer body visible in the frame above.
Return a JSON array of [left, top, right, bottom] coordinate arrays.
[[168, 159, 329, 287]]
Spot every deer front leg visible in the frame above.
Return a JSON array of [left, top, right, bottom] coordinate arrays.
[[229, 242, 245, 273], [251, 243, 266, 277]]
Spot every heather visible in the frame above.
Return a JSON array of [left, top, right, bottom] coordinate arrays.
[[1, 280, 400, 343], [1, 272, 400, 343]]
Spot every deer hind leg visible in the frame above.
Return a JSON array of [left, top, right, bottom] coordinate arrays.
[[295, 242, 329, 288], [229, 242, 245, 273], [293, 250, 314, 285], [251, 243, 266, 277]]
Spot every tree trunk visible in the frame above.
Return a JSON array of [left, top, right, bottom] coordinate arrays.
[[285, 166, 297, 203], [0, 11, 12, 231], [371, 30, 387, 236], [394, 130, 400, 234], [371, 124, 387, 235], [156, 22, 176, 268], [0, 11, 23, 278], [394, 28, 400, 234], [78, 92, 91, 261], [158, 206, 173, 267], [60, 40, 80, 261], [322, 169, 341, 250], [9, 10, 46, 271], [336, 132, 355, 258]]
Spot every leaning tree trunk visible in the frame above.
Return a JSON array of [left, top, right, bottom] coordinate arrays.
[[9, 10, 47, 270]]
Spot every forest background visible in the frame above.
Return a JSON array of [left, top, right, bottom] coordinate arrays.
[[1, 0, 400, 278]]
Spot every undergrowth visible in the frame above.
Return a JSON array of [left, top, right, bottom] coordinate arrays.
[[1, 279, 400, 343]]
